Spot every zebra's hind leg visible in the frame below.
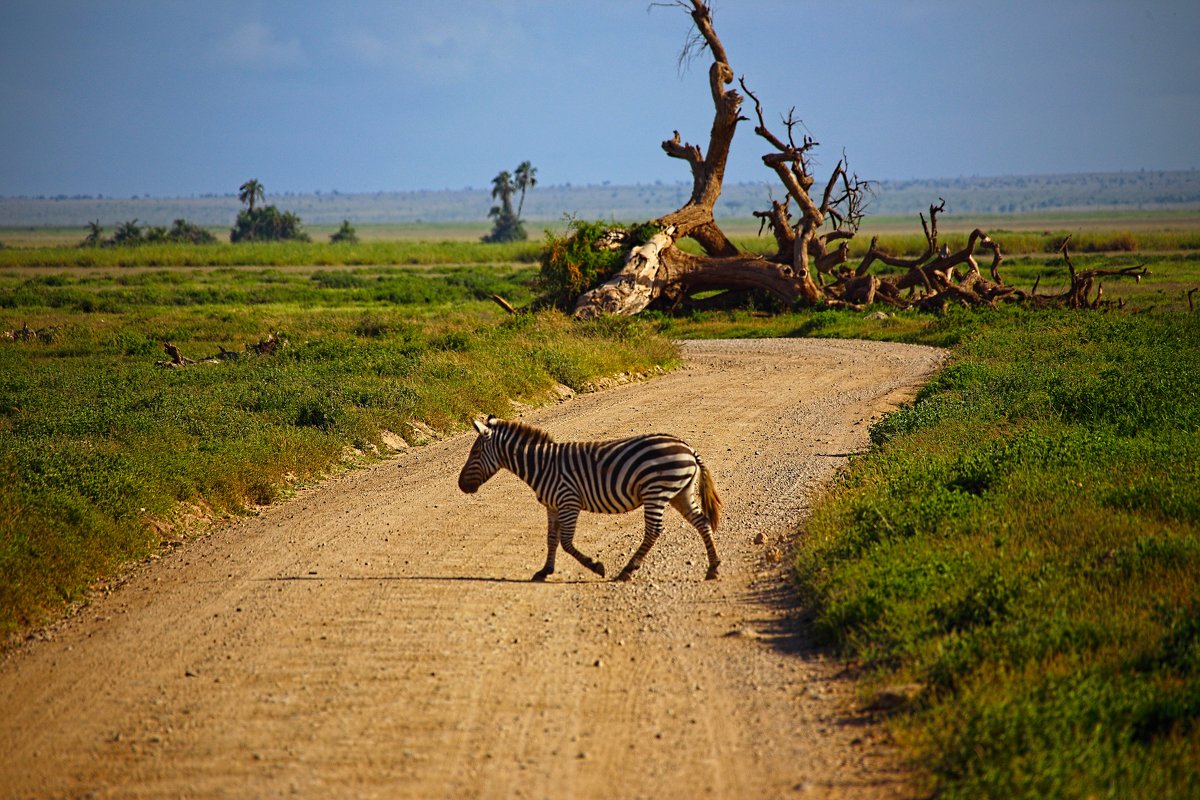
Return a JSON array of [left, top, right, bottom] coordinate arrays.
[[671, 492, 720, 580], [558, 506, 606, 577], [616, 499, 666, 581]]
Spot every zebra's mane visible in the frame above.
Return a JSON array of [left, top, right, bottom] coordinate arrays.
[[495, 418, 555, 445]]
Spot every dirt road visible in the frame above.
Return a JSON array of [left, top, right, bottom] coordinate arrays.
[[0, 338, 943, 799]]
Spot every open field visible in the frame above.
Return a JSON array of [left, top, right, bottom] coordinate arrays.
[[4, 208, 1199, 253], [2, 226, 1198, 797], [0, 222, 500, 249]]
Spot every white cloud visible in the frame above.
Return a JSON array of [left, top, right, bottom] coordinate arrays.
[[335, 28, 391, 68], [333, 7, 528, 84], [216, 22, 304, 69]]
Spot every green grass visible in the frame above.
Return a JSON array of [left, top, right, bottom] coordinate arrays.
[[673, 227, 1200, 259], [794, 309, 1200, 798], [3, 210, 1197, 265], [0, 239, 541, 269], [0, 265, 677, 639], [658, 253, 1200, 798]]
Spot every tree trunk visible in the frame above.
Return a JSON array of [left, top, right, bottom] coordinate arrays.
[[573, 0, 741, 319], [567, 2, 1149, 319]]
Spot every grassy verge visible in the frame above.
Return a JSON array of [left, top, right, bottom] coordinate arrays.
[[0, 265, 677, 639], [661, 254, 1200, 797], [796, 307, 1199, 798]]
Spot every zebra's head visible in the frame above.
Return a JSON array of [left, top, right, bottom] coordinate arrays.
[[458, 416, 501, 494]]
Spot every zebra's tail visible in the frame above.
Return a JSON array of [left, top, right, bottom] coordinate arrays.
[[697, 457, 722, 532]]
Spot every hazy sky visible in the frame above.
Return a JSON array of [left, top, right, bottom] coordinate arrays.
[[2, 1, 1197, 198]]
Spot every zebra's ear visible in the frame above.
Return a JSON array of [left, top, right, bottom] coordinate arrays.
[[473, 419, 489, 435]]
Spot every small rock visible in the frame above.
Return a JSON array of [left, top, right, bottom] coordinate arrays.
[[753, 532, 768, 545], [725, 626, 761, 639]]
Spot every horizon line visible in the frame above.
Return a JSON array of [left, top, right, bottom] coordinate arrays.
[[2, 168, 1198, 202]]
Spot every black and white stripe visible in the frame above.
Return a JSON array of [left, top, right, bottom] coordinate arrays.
[[458, 416, 721, 582]]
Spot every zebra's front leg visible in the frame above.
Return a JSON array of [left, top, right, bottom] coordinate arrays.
[[531, 508, 561, 582], [616, 499, 666, 581], [558, 504, 606, 578]]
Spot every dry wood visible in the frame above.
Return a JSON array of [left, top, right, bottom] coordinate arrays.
[[155, 334, 286, 368], [568, 1, 1147, 319], [490, 294, 518, 315]]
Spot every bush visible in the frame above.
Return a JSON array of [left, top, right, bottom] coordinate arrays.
[[482, 209, 526, 243], [537, 219, 660, 308], [230, 206, 310, 243], [81, 218, 216, 248], [330, 220, 359, 245], [165, 218, 217, 245]]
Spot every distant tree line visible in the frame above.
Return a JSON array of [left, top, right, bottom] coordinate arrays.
[[80, 179, 360, 246], [80, 217, 217, 247]]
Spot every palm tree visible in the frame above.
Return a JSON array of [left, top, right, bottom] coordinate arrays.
[[490, 171, 515, 219], [82, 220, 104, 247], [514, 161, 538, 218], [112, 219, 143, 246], [238, 179, 265, 212]]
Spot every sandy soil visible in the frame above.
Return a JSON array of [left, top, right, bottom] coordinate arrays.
[[0, 338, 944, 800]]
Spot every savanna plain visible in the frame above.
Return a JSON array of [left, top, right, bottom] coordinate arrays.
[[1, 213, 1198, 798]]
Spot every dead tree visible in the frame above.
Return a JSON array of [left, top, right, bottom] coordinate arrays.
[[155, 334, 286, 368], [569, 1, 1144, 318]]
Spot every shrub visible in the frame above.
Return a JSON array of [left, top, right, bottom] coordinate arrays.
[[538, 219, 660, 308], [165, 218, 217, 245], [330, 220, 359, 245], [230, 206, 310, 243]]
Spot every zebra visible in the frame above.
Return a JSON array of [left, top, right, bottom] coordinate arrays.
[[457, 416, 722, 582]]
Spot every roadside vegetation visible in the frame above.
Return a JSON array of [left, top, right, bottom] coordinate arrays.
[[0, 264, 676, 639], [663, 252, 1200, 798]]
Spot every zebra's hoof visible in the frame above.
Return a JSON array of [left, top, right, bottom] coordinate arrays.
[[705, 567, 720, 581], [531, 570, 551, 582], [591, 561, 607, 578], [614, 570, 633, 582]]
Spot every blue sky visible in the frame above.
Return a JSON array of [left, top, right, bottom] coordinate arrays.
[[1, 1, 1197, 198]]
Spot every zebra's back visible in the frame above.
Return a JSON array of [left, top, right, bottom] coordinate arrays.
[[561, 434, 699, 514]]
